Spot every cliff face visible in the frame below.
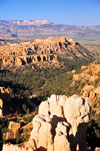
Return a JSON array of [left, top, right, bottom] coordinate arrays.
[[0, 36, 96, 70], [2, 94, 91, 151]]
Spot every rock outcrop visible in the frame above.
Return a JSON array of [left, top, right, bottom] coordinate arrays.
[[3, 121, 21, 140], [0, 87, 11, 102], [0, 36, 93, 70], [2, 94, 91, 151], [2, 144, 25, 151], [0, 87, 11, 117], [72, 61, 100, 112], [35, 94, 91, 151]]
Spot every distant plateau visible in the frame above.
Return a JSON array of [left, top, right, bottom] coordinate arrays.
[[0, 20, 100, 46]]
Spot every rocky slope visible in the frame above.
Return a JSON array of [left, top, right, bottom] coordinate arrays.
[[66, 60, 100, 149], [2, 94, 91, 151], [0, 36, 100, 71], [71, 60, 100, 112]]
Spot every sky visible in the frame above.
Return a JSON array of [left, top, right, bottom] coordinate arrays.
[[0, 0, 100, 26]]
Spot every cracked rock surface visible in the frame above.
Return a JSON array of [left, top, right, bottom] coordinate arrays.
[[2, 94, 91, 151]]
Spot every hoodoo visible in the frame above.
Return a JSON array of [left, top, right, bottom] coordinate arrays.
[[2, 94, 91, 151]]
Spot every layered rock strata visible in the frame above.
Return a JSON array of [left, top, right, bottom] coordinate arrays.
[[0, 37, 93, 69]]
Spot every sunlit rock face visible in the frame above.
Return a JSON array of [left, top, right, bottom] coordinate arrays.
[[30, 94, 91, 151], [2, 94, 91, 151], [0, 36, 92, 70]]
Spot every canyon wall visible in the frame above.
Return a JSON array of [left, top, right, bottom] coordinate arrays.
[[1, 37, 90, 69]]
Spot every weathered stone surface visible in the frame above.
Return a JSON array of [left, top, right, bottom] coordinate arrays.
[[31, 94, 91, 151], [8, 121, 20, 132], [0, 36, 93, 70], [3, 121, 21, 140], [54, 122, 71, 151], [30, 114, 54, 151], [2, 144, 26, 151], [2, 94, 91, 151], [71, 61, 100, 114], [25, 139, 37, 151]]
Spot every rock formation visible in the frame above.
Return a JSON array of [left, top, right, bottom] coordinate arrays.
[[0, 87, 11, 102], [8, 121, 20, 133], [0, 36, 93, 70], [2, 144, 25, 151], [72, 61, 100, 111], [3, 121, 21, 140], [34, 94, 91, 151], [0, 87, 11, 117], [2, 94, 91, 151]]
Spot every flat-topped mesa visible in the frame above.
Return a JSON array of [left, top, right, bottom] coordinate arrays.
[[0, 20, 52, 26]]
